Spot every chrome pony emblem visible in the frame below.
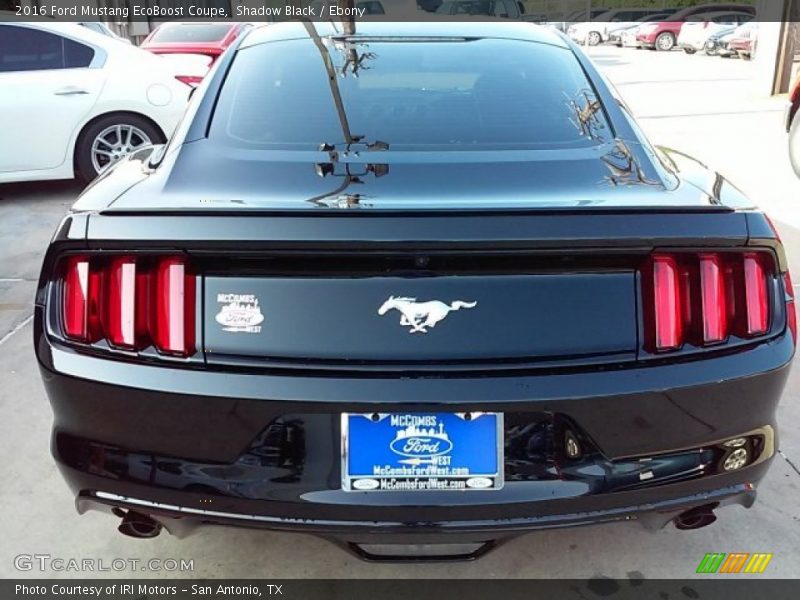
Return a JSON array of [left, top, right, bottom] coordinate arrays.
[[377, 296, 477, 334]]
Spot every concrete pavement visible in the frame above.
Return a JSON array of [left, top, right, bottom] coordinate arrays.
[[0, 46, 797, 579]]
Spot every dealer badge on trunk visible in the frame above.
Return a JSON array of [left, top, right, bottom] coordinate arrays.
[[216, 293, 264, 333], [378, 296, 477, 333]]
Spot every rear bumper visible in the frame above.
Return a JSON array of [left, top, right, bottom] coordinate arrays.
[[37, 310, 793, 550], [678, 40, 704, 51], [77, 483, 757, 554]]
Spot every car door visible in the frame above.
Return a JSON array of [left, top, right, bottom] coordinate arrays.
[[0, 24, 105, 174]]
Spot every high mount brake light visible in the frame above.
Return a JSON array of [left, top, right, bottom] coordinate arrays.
[[647, 252, 775, 353], [60, 255, 195, 357]]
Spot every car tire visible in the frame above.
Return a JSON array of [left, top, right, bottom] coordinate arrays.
[[587, 31, 602, 46], [790, 111, 800, 179], [655, 32, 676, 51], [76, 113, 164, 182], [683, 47, 696, 54]]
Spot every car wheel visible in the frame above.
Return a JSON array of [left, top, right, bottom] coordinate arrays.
[[655, 32, 676, 51], [76, 114, 164, 182], [683, 47, 696, 54], [587, 31, 602, 46], [789, 111, 800, 179]]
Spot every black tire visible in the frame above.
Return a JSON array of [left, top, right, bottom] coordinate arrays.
[[655, 32, 676, 51], [75, 113, 164, 182], [790, 110, 800, 179]]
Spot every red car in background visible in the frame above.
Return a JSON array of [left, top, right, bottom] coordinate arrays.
[[141, 22, 252, 84], [728, 21, 758, 59], [636, 3, 754, 51]]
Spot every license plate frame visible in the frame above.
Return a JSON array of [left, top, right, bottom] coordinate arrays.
[[341, 412, 504, 492]]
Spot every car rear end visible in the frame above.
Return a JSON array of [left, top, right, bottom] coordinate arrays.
[[678, 21, 716, 52], [34, 206, 796, 558], [141, 22, 245, 63], [35, 22, 795, 560], [728, 23, 757, 57], [635, 21, 666, 48]]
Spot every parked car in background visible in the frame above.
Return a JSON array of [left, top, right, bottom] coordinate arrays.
[[788, 71, 800, 178], [567, 8, 671, 46], [621, 24, 645, 48], [728, 21, 758, 60], [546, 7, 610, 33], [607, 13, 674, 47], [141, 22, 251, 63], [637, 4, 755, 51], [77, 21, 131, 44], [0, 21, 192, 183], [704, 26, 738, 55], [677, 11, 754, 54], [716, 29, 740, 57]]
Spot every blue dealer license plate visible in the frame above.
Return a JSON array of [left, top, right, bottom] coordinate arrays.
[[342, 413, 503, 492]]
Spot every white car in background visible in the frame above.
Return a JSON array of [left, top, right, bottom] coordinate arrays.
[[0, 21, 196, 183], [677, 10, 754, 54], [607, 13, 675, 46], [566, 8, 665, 46], [621, 25, 645, 47]]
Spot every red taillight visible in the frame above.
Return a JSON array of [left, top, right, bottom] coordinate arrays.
[[151, 258, 195, 357], [175, 75, 203, 87], [105, 257, 140, 349], [784, 271, 796, 346], [651, 255, 683, 351], [60, 255, 195, 357], [645, 252, 775, 353], [699, 254, 728, 344], [743, 253, 769, 336], [62, 256, 102, 343]]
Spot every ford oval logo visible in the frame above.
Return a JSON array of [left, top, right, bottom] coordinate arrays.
[[352, 478, 379, 490], [466, 477, 493, 489], [389, 435, 453, 458]]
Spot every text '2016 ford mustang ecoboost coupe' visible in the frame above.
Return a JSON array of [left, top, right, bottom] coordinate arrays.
[[36, 21, 795, 561]]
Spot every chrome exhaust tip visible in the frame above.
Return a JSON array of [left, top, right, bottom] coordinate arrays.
[[117, 510, 162, 539], [674, 504, 718, 531]]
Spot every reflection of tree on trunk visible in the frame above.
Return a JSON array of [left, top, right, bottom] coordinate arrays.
[[302, 13, 388, 208]]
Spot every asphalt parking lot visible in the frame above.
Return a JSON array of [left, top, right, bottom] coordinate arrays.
[[0, 45, 798, 580]]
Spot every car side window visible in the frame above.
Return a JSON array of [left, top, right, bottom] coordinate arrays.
[[0, 25, 94, 72], [64, 38, 95, 68], [494, 1, 508, 18]]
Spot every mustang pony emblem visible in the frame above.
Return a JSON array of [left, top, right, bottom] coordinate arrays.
[[378, 296, 477, 333]]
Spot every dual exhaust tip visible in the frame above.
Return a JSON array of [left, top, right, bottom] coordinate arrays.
[[673, 504, 718, 531], [116, 509, 162, 539]]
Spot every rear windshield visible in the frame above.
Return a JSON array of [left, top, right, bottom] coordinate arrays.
[[149, 24, 231, 44], [209, 37, 611, 151]]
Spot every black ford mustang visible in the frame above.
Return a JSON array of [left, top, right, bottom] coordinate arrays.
[[36, 21, 796, 561]]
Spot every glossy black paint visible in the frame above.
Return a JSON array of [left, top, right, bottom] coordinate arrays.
[[35, 22, 795, 556]]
